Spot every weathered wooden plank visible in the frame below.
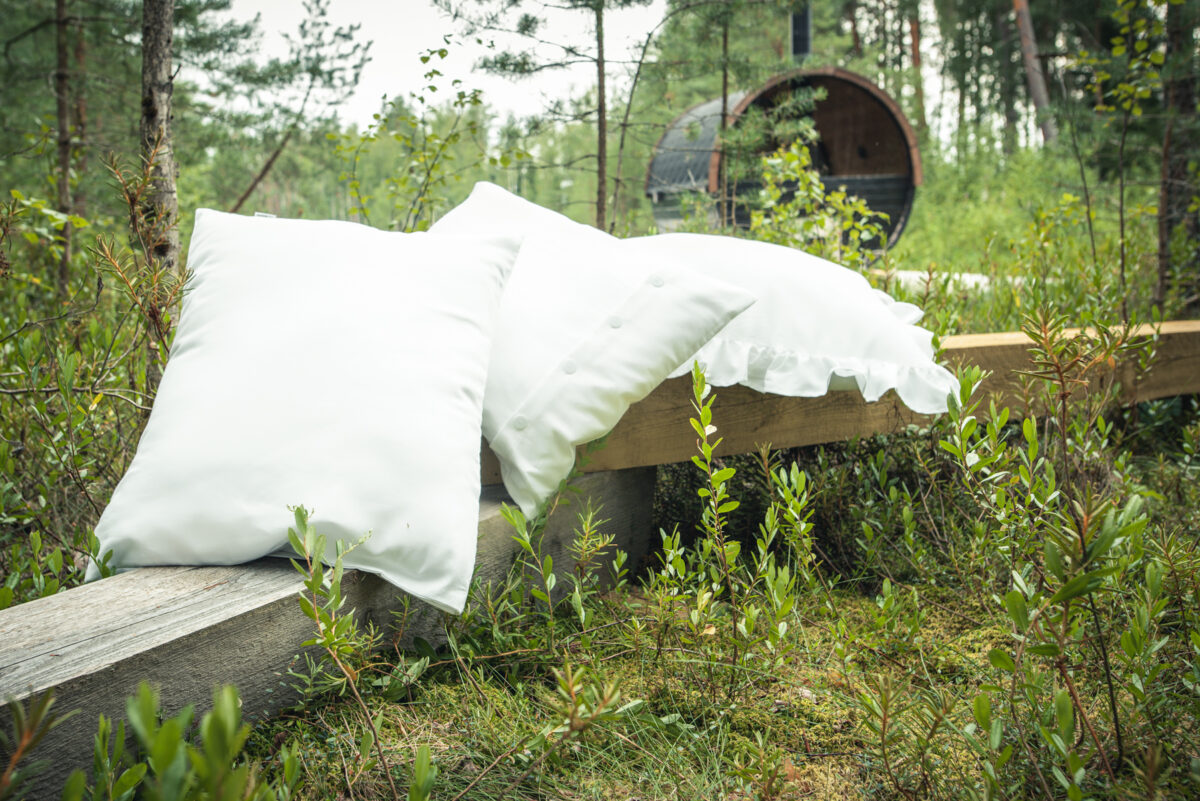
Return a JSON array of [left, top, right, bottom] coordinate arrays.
[[0, 469, 654, 799], [941, 319, 1200, 409], [478, 320, 1200, 480]]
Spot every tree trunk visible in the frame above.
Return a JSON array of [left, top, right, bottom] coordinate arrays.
[[72, 16, 87, 234], [1157, 0, 1199, 310], [54, 0, 72, 296], [996, 8, 1020, 154], [719, 16, 730, 227], [847, 0, 861, 57], [908, 14, 926, 135], [140, 0, 180, 275], [594, 3, 606, 231], [1013, 0, 1057, 144]]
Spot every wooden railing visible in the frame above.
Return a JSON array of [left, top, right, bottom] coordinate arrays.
[[3, 319, 1199, 798]]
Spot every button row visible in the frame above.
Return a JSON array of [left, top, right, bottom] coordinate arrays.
[[511, 281, 666, 435]]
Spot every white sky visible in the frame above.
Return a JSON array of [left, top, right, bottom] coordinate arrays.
[[227, 0, 668, 127]]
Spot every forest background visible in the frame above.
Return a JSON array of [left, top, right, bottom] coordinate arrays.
[[6, 0, 1198, 297]]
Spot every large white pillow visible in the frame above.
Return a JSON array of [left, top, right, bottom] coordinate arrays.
[[89, 209, 519, 614], [432, 183, 757, 517], [638, 234, 959, 414]]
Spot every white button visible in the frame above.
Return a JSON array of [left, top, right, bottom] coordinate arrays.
[[563, 360, 577, 375], [608, 315, 623, 329], [650, 274, 665, 287], [512, 416, 528, 431]]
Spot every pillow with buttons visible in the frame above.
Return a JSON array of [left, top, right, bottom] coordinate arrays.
[[433, 183, 756, 517], [436, 182, 958, 519]]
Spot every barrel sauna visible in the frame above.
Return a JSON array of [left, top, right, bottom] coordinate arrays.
[[645, 67, 923, 247]]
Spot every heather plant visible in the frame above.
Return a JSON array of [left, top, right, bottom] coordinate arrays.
[[0, 145, 189, 610]]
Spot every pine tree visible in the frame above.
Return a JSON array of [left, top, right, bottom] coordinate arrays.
[[438, 0, 654, 229]]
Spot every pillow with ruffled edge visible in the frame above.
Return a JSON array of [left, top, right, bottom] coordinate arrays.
[[432, 183, 757, 517], [634, 234, 959, 414], [88, 209, 520, 614], [435, 184, 955, 422]]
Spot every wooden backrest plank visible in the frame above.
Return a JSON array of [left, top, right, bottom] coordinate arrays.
[[476, 319, 1199, 482]]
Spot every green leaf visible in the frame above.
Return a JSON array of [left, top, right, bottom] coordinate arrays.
[[413, 637, 437, 661], [972, 693, 992, 729], [1045, 541, 1065, 581], [1048, 572, 1101, 605], [1004, 590, 1029, 633], [1027, 643, 1061, 657], [297, 593, 317, 622], [60, 770, 87, 801], [988, 648, 1016, 672], [112, 763, 147, 797], [358, 727, 374, 761], [712, 467, 736, 484], [1054, 689, 1074, 740]]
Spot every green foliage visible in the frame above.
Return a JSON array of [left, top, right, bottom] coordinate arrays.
[[53, 683, 299, 801], [329, 41, 525, 232], [0, 690, 72, 800], [747, 138, 889, 271], [4, 6, 1200, 799], [0, 145, 193, 608]]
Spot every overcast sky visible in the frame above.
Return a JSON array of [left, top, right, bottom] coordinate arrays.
[[228, 0, 668, 127]]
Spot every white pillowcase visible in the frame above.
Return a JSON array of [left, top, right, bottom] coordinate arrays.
[[433, 183, 757, 517], [637, 234, 960, 414], [89, 209, 519, 614]]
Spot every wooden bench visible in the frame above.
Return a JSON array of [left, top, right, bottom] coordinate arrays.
[[3, 321, 1199, 798]]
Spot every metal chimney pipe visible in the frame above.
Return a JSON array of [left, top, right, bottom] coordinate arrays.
[[791, 5, 812, 62]]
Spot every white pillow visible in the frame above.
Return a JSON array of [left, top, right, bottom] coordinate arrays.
[[432, 183, 757, 517], [89, 209, 519, 614], [636, 234, 959, 414]]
